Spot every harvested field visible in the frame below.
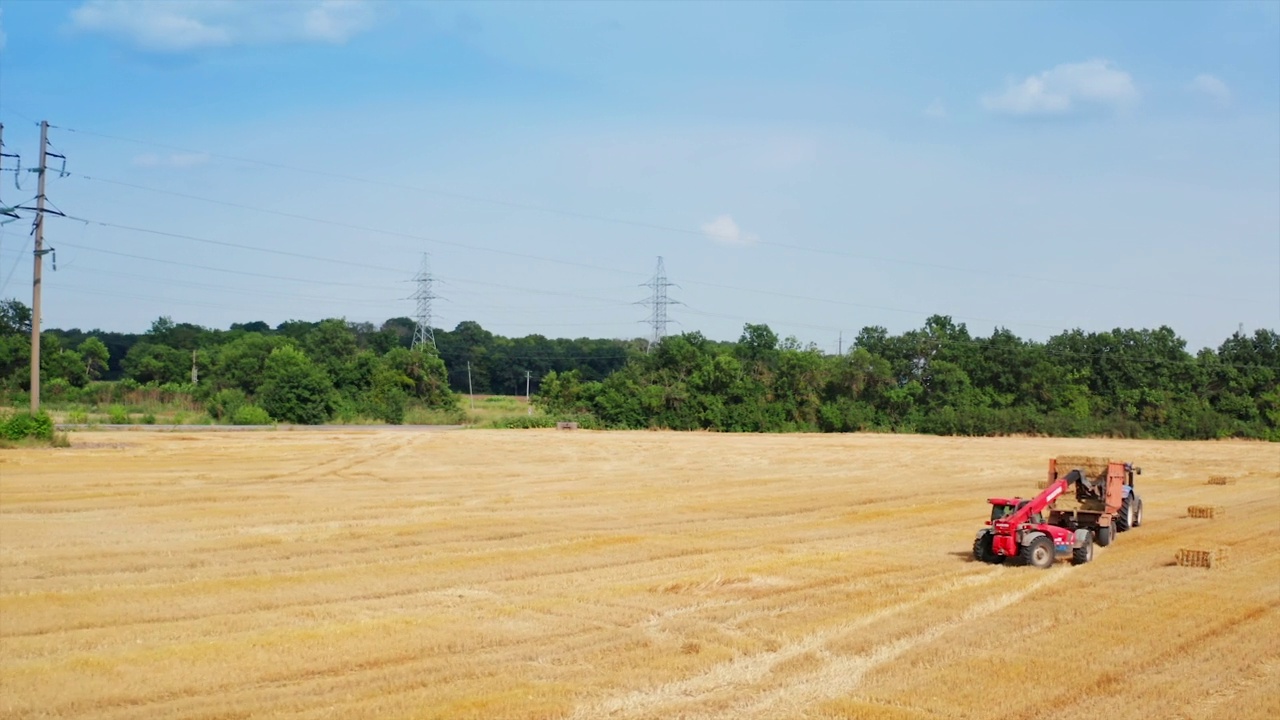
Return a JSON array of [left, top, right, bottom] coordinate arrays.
[[1, 430, 1278, 720]]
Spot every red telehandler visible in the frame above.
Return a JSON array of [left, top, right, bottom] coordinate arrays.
[[973, 458, 1143, 568]]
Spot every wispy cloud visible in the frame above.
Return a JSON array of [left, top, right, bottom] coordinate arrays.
[[132, 152, 211, 168], [982, 60, 1138, 117], [700, 215, 758, 247], [69, 0, 377, 53], [1188, 73, 1231, 106], [923, 98, 947, 119]]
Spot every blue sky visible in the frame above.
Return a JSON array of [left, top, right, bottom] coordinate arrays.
[[0, 0, 1276, 352]]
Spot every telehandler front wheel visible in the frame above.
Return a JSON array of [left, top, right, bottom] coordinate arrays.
[[1021, 535, 1054, 569]]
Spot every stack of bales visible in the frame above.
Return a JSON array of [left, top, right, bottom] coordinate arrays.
[[1176, 547, 1229, 569]]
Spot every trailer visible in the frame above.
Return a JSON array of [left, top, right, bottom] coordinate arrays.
[[973, 457, 1143, 568], [1044, 456, 1143, 548]]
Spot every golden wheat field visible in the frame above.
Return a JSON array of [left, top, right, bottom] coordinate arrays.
[[1, 429, 1277, 720]]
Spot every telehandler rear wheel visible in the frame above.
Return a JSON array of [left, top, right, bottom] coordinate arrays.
[[973, 532, 1005, 564]]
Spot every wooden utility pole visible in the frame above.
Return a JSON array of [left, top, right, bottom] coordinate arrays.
[[525, 370, 532, 416], [467, 361, 474, 411], [30, 120, 48, 413]]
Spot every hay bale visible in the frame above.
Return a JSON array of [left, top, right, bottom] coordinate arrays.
[[1055, 455, 1110, 479], [1176, 547, 1229, 569], [1207, 476, 1235, 485], [556, 422, 579, 430], [1187, 505, 1224, 519]]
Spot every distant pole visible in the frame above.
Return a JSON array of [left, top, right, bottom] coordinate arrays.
[[30, 120, 48, 414], [467, 361, 474, 410], [838, 330, 843, 356], [525, 370, 532, 415], [191, 350, 199, 385]]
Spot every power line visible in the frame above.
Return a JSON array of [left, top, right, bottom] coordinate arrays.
[[59, 129, 1259, 305], [55, 264, 404, 307], [59, 177, 1132, 333], [69, 172, 641, 279], [49, 211, 1107, 336], [52, 213, 680, 307], [61, 215, 409, 274], [53, 240, 389, 289]]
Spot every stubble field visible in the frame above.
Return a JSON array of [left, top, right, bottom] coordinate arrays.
[[1, 429, 1277, 720]]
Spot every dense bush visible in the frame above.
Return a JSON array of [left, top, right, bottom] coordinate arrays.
[[207, 388, 248, 422], [1, 411, 54, 441], [231, 405, 273, 426]]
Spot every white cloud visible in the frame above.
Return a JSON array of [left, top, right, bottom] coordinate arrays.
[[132, 152, 211, 168], [700, 215, 758, 246], [924, 98, 947, 119], [1188, 73, 1231, 106], [69, 0, 376, 53], [981, 60, 1138, 117]]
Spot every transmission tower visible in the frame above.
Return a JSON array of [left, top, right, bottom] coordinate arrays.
[[640, 256, 680, 353], [411, 253, 437, 350]]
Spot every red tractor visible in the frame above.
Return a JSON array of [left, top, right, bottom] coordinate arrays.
[[973, 458, 1143, 568]]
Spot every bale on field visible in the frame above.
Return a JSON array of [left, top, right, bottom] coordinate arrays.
[[556, 422, 579, 430], [1187, 505, 1224, 519], [1176, 547, 1229, 569], [1207, 475, 1235, 485]]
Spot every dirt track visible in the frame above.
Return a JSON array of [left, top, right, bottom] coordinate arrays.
[[1, 430, 1277, 719]]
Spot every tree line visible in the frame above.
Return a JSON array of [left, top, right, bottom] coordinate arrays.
[[535, 317, 1278, 440], [1, 299, 1276, 438], [0, 300, 636, 424]]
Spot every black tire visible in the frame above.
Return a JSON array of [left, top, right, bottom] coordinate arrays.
[[973, 532, 1005, 564], [1133, 498, 1143, 528], [1095, 523, 1115, 547], [1072, 533, 1094, 566], [1116, 495, 1133, 532], [1021, 534, 1055, 569]]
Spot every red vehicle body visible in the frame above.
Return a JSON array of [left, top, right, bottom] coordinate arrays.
[[973, 459, 1143, 568]]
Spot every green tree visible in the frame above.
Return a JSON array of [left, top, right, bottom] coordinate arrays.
[[122, 342, 189, 385], [0, 299, 31, 388], [208, 333, 289, 394], [79, 337, 110, 380], [381, 346, 456, 408], [41, 334, 89, 388], [256, 346, 335, 424]]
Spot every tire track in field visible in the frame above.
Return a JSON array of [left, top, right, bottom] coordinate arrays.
[[570, 569, 1059, 719], [720, 572, 1064, 720], [1006, 596, 1280, 720]]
